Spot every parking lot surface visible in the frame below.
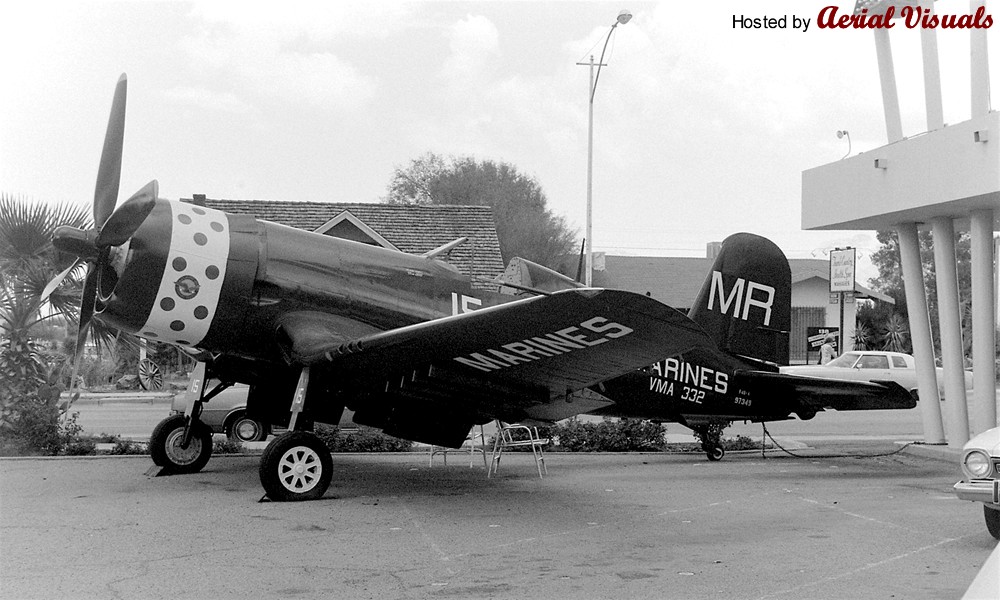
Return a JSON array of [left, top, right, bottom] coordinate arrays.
[[2, 442, 997, 600]]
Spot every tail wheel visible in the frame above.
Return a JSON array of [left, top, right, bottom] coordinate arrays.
[[259, 431, 332, 501], [138, 358, 163, 390], [149, 414, 212, 473]]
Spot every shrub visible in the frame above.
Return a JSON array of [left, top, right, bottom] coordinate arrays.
[[314, 424, 413, 452], [722, 435, 760, 451], [213, 439, 245, 454], [108, 438, 146, 455], [551, 418, 665, 452]]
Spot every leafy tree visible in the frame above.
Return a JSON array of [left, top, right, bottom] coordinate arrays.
[[868, 228, 974, 354], [384, 153, 578, 269]]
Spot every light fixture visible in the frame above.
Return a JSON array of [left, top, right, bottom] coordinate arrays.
[[837, 129, 851, 159], [617, 9, 633, 25]]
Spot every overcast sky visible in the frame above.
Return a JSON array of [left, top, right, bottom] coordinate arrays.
[[2, 1, 996, 283]]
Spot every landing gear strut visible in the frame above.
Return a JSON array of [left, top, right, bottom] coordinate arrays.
[[258, 367, 334, 501], [148, 362, 229, 474]]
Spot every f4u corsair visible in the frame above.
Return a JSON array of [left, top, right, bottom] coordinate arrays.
[[52, 76, 913, 501]]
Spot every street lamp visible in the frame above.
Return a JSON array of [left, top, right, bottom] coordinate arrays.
[[578, 9, 631, 286]]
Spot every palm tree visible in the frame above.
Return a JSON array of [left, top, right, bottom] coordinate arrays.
[[881, 313, 910, 353], [0, 196, 91, 428]]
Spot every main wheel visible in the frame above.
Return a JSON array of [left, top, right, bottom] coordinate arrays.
[[149, 414, 213, 473], [706, 445, 725, 461], [138, 359, 163, 390], [259, 431, 332, 501], [985, 506, 1000, 540], [225, 411, 268, 442]]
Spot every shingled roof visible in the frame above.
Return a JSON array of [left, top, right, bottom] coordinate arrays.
[[183, 197, 505, 288]]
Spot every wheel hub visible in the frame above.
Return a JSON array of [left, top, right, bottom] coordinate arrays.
[[277, 446, 322, 493], [165, 429, 203, 466]]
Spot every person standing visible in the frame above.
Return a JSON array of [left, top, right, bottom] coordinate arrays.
[[820, 333, 838, 365]]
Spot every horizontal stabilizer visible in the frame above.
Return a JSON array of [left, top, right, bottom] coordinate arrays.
[[739, 370, 916, 412]]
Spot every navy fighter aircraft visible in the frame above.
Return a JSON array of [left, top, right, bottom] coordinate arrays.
[[50, 75, 721, 500], [50, 75, 911, 500]]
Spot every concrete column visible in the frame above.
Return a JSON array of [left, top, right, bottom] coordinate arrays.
[[971, 0, 990, 118], [970, 209, 997, 432], [931, 217, 970, 447], [919, 0, 944, 131], [874, 28, 904, 143], [895, 223, 945, 443]]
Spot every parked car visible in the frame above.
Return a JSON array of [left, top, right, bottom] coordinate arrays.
[[171, 383, 270, 442], [779, 350, 973, 401], [953, 426, 1000, 540]]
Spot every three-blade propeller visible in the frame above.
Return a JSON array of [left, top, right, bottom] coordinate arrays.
[[49, 73, 159, 405]]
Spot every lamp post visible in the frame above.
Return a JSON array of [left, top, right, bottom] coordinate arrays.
[[578, 9, 631, 286]]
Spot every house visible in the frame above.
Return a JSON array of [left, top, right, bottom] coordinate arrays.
[[590, 247, 893, 364], [183, 195, 506, 290]]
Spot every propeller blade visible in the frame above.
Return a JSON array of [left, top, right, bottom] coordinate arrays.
[[77, 262, 100, 346], [93, 74, 128, 228], [96, 180, 157, 248], [39, 259, 80, 304]]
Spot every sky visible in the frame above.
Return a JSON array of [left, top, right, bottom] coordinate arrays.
[[2, 0, 997, 284]]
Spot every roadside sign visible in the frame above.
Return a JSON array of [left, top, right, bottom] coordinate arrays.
[[829, 248, 856, 293], [807, 327, 839, 352]]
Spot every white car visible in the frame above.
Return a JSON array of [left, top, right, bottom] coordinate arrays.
[[954, 427, 1000, 540], [780, 350, 973, 401]]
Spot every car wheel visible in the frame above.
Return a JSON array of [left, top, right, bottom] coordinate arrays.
[[259, 431, 332, 501], [149, 414, 213, 473], [985, 506, 1000, 540], [226, 411, 267, 442]]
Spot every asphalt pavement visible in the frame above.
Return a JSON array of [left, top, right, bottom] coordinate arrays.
[[1, 442, 996, 600]]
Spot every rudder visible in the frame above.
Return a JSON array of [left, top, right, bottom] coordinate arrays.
[[687, 233, 791, 366]]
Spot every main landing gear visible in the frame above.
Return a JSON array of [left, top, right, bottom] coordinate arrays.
[[259, 431, 332, 501], [149, 363, 223, 474], [148, 364, 336, 501], [150, 413, 213, 473], [257, 366, 335, 502]]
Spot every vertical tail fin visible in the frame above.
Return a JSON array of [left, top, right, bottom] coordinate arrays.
[[688, 233, 791, 366]]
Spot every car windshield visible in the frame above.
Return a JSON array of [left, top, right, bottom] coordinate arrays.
[[826, 353, 860, 368]]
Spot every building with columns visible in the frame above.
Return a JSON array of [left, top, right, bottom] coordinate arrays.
[[802, 0, 998, 448]]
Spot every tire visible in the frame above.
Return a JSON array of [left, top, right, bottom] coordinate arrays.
[[225, 411, 267, 442], [985, 506, 1000, 540], [149, 414, 213, 473], [707, 445, 725, 461], [259, 432, 332, 501]]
